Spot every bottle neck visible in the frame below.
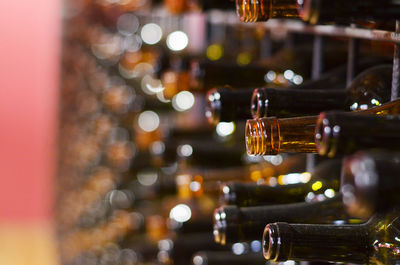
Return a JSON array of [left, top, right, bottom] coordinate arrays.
[[252, 88, 348, 118], [246, 116, 317, 155], [206, 87, 253, 124], [237, 0, 299, 22], [299, 0, 400, 24], [315, 111, 400, 158], [263, 222, 369, 263]]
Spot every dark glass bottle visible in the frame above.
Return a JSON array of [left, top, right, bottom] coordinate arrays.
[[213, 195, 350, 245], [221, 158, 341, 207], [237, 0, 299, 22], [192, 251, 267, 265], [316, 112, 400, 158], [206, 87, 254, 124], [341, 150, 400, 219], [263, 212, 400, 264], [298, 0, 400, 25], [247, 98, 400, 156], [251, 63, 393, 118]]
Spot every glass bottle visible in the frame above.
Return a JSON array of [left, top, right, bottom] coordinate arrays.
[[206, 87, 254, 124], [316, 112, 400, 158], [213, 195, 350, 245], [221, 158, 341, 207], [263, 211, 400, 264], [251, 63, 393, 118], [164, 0, 235, 14], [341, 150, 400, 219], [237, 0, 299, 22], [298, 0, 400, 25]]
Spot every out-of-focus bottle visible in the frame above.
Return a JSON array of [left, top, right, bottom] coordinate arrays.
[[163, 0, 235, 14]]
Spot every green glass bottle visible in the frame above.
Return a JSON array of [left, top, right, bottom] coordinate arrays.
[[263, 211, 400, 264]]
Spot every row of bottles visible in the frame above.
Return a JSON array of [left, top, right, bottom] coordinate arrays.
[[58, 0, 400, 265]]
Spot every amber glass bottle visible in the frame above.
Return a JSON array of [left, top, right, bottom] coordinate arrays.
[[213, 195, 349, 245], [341, 151, 400, 219], [237, 0, 299, 22], [298, 0, 400, 25], [221, 158, 341, 207], [263, 212, 400, 264]]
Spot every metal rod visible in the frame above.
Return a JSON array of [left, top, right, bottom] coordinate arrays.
[[347, 24, 360, 87], [392, 20, 400, 100]]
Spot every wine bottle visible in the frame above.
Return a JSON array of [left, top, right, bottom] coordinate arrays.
[[213, 195, 349, 245], [206, 87, 254, 124], [176, 154, 307, 198], [298, 0, 400, 25], [236, 0, 299, 22], [192, 251, 267, 265], [251, 63, 393, 119], [341, 150, 400, 219], [316, 112, 400, 158], [221, 158, 341, 207], [263, 211, 400, 264]]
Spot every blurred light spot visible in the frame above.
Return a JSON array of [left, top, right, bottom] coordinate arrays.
[[119, 249, 138, 265], [293, 75, 303, 85], [324, 188, 336, 198], [158, 239, 173, 251], [140, 23, 162, 45], [371, 98, 381, 106], [137, 170, 158, 186], [232, 243, 246, 255], [138, 111, 160, 132], [268, 177, 277, 186], [169, 204, 192, 222], [305, 192, 315, 202], [265, 71, 276, 82], [150, 141, 166, 155], [222, 185, 230, 194], [312, 181, 323, 191], [220, 212, 226, 220], [269, 155, 283, 165], [166, 31, 189, 51], [109, 190, 132, 209], [172, 91, 195, 111], [193, 255, 204, 265], [284, 70, 294, 80], [142, 75, 164, 95], [300, 172, 312, 183], [283, 261, 296, 265], [216, 122, 235, 137], [279, 173, 304, 185], [117, 14, 139, 36], [156, 91, 171, 103], [122, 34, 142, 53], [177, 144, 193, 157], [190, 181, 201, 192], [206, 44, 224, 61], [237, 52, 252, 66], [350, 102, 358, 111], [250, 240, 262, 252]]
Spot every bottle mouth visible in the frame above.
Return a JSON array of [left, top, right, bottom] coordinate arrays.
[[251, 88, 266, 119], [213, 206, 240, 245], [246, 118, 278, 156], [205, 88, 221, 125], [315, 112, 338, 158], [236, 0, 257, 22], [263, 223, 290, 262], [219, 182, 236, 205]]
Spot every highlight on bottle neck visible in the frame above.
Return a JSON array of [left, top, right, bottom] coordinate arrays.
[[251, 88, 266, 118], [205, 88, 222, 125], [246, 117, 279, 156], [315, 112, 339, 158], [263, 223, 290, 261]]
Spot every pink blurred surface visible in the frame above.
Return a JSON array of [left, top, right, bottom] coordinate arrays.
[[0, 0, 61, 221]]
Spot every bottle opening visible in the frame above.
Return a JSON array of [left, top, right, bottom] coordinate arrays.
[[205, 88, 221, 125], [315, 112, 339, 158], [262, 224, 278, 261], [251, 88, 265, 119]]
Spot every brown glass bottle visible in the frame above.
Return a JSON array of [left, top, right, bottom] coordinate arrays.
[[213, 195, 349, 245], [164, 0, 235, 14], [263, 212, 400, 264], [341, 151, 400, 219], [237, 0, 299, 22], [221, 158, 341, 207], [298, 0, 400, 25]]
